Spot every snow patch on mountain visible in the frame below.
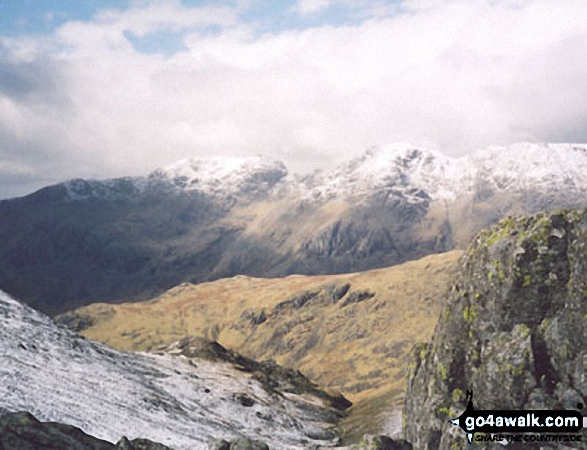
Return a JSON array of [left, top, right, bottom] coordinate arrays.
[[149, 156, 288, 196], [0, 290, 341, 450], [299, 143, 465, 202], [469, 142, 587, 194], [64, 177, 148, 200]]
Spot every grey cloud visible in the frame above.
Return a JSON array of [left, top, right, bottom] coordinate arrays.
[[0, 47, 81, 199], [0, 172, 56, 200], [0, 46, 69, 106], [0, 122, 76, 200]]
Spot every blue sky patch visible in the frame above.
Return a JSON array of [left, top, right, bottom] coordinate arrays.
[[0, 0, 132, 36], [124, 29, 189, 56]]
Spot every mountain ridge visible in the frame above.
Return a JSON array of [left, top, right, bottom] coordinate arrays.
[[51, 142, 587, 204], [56, 250, 462, 406], [1, 142, 587, 314]]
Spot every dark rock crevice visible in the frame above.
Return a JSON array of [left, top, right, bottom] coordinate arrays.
[[530, 331, 559, 394]]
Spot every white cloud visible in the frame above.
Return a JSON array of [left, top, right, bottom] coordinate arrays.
[[2, 0, 587, 198], [292, 0, 333, 15]]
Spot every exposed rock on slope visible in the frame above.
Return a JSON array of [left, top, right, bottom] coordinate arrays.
[[403, 210, 587, 449], [0, 410, 170, 450], [0, 290, 348, 450], [162, 336, 352, 412], [2, 143, 587, 314]]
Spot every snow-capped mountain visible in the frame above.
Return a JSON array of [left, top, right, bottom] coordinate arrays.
[[151, 156, 288, 196], [1, 142, 587, 314], [294, 142, 587, 203], [63, 155, 287, 200], [295, 144, 462, 202], [467, 143, 587, 197], [61, 142, 587, 204], [0, 290, 346, 449]]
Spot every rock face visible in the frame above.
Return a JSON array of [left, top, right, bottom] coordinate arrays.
[[403, 210, 587, 449], [2, 143, 587, 314]]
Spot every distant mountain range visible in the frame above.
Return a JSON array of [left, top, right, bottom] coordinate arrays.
[[1, 142, 587, 314]]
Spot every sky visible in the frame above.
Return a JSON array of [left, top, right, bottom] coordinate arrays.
[[1, 0, 587, 199]]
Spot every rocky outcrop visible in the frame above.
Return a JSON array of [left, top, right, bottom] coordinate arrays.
[[403, 210, 587, 449], [0, 410, 170, 450], [163, 336, 352, 412]]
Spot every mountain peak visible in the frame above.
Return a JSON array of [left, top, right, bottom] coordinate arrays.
[[150, 155, 288, 196], [301, 143, 454, 202], [469, 142, 587, 194]]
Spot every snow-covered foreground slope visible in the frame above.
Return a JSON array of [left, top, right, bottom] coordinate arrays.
[[0, 290, 343, 450]]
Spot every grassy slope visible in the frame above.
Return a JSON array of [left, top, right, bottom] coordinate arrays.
[[65, 251, 461, 404], [61, 250, 461, 442]]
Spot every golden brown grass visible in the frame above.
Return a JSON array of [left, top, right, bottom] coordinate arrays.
[[66, 250, 461, 407]]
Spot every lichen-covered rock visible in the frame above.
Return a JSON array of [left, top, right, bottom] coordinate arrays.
[[403, 210, 587, 449]]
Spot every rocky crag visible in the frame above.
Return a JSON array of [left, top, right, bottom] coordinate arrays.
[[403, 210, 587, 449], [2, 143, 587, 314]]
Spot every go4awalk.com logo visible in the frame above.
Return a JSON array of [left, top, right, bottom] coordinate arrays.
[[449, 391, 584, 445]]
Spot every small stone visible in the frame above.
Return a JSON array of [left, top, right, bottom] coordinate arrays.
[[228, 437, 269, 450], [233, 393, 255, 407], [209, 438, 230, 450]]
